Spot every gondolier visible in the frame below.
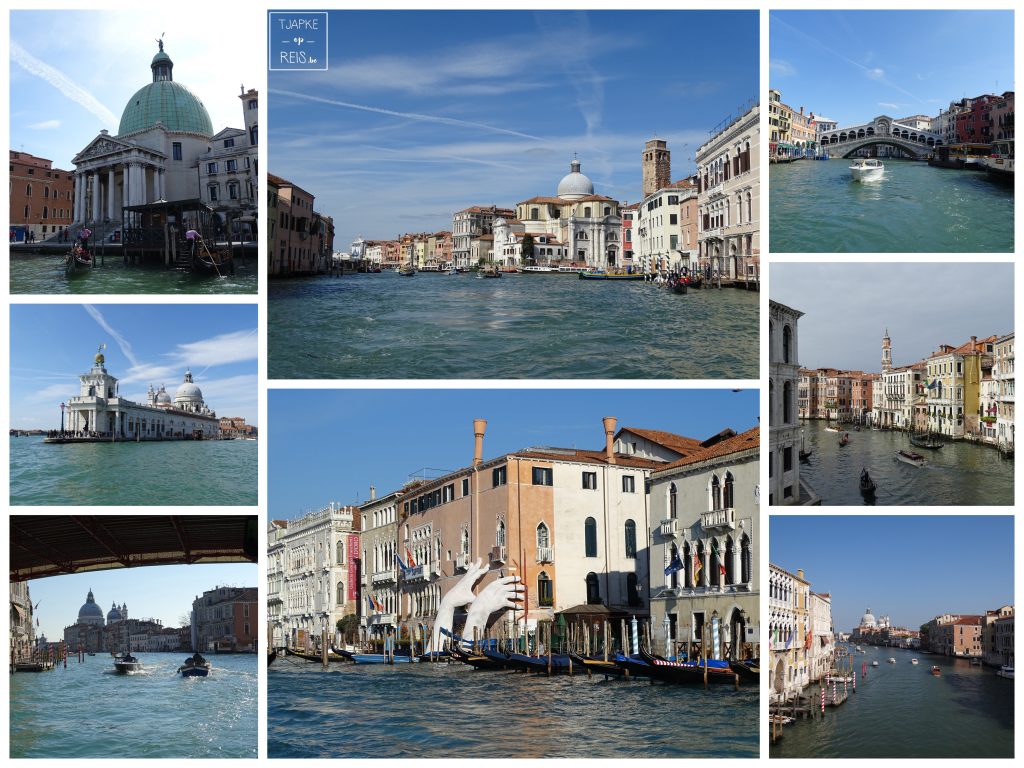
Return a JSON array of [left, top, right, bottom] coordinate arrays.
[[186, 229, 201, 260]]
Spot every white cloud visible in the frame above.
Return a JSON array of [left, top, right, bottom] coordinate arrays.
[[770, 59, 796, 78], [172, 329, 258, 368], [10, 41, 118, 126], [866, 68, 885, 80], [879, 102, 902, 110], [28, 119, 61, 130]]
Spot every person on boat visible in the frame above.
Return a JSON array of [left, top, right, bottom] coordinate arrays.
[[185, 229, 201, 260]]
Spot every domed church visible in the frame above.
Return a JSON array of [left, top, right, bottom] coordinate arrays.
[[77, 589, 106, 627], [70, 37, 257, 235]]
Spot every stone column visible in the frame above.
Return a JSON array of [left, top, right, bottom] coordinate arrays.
[[732, 539, 742, 587], [129, 163, 141, 206], [72, 173, 81, 223], [107, 168, 116, 220], [158, 169, 165, 201], [90, 172, 100, 225], [121, 165, 129, 208], [702, 546, 710, 589]]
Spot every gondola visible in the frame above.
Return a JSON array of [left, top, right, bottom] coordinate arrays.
[[500, 649, 574, 674], [730, 658, 760, 682], [284, 648, 349, 663], [350, 652, 419, 664], [267, 650, 277, 667], [567, 647, 626, 676], [839, 434, 850, 447], [909, 433, 944, 450], [611, 652, 653, 677], [859, 469, 876, 496], [637, 646, 739, 685], [449, 643, 502, 670], [63, 246, 92, 276], [667, 277, 687, 294], [799, 450, 812, 462], [193, 248, 235, 276]]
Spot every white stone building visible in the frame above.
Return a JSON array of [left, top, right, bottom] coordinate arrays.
[[808, 591, 834, 683], [769, 301, 816, 504], [267, 503, 360, 650], [63, 347, 219, 440], [769, 564, 811, 700], [648, 427, 759, 660], [359, 489, 402, 638], [196, 87, 259, 238], [636, 181, 698, 273], [994, 333, 1015, 452], [696, 102, 759, 282]]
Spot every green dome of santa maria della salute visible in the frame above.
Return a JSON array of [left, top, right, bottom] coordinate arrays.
[[117, 40, 213, 137]]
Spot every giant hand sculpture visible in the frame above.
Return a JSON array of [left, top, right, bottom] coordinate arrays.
[[427, 559, 524, 652]]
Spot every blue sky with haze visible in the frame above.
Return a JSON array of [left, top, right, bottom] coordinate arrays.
[[771, 516, 1013, 632], [24, 562, 256, 645], [770, 11, 1014, 127], [770, 263, 1014, 372], [268, 389, 759, 518], [269, 10, 759, 249], [10, 305, 258, 429], [10, 10, 260, 169]]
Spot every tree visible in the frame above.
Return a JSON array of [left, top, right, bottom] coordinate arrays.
[[337, 614, 360, 642], [521, 233, 535, 264]]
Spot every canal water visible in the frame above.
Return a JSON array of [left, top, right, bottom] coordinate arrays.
[[268, 272, 759, 379], [9, 652, 257, 758], [9, 436, 258, 506], [795, 421, 1014, 506], [769, 159, 1013, 253], [770, 646, 1014, 758], [10, 253, 257, 294], [269, 660, 758, 758]]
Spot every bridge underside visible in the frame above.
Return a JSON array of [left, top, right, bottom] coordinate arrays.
[[10, 515, 258, 581]]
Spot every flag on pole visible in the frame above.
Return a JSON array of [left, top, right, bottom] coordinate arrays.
[[395, 553, 411, 576], [693, 552, 702, 585], [366, 594, 376, 613], [406, 548, 417, 568], [664, 550, 684, 575]]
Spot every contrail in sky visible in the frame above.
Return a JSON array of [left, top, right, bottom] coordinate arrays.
[[82, 305, 140, 368], [10, 41, 118, 127], [269, 88, 545, 141]]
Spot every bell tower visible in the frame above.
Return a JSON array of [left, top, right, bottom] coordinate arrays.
[[882, 329, 892, 373], [642, 138, 671, 197]]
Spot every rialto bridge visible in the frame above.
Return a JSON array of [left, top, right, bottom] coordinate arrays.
[[818, 115, 944, 159]]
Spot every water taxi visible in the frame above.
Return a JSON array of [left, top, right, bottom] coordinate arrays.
[[894, 450, 926, 467], [113, 653, 143, 674], [849, 158, 884, 181], [980, 139, 1014, 181], [178, 653, 211, 677]]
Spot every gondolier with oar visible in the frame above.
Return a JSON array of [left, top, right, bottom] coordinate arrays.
[[185, 227, 201, 262]]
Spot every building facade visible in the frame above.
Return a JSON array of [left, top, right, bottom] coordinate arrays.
[[769, 564, 811, 700], [359, 489, 402, 638], [192, 585, 257, 652], [636, 179, 697, 273], [9, 150, 75, 242], [993, 333, 1015, 451]]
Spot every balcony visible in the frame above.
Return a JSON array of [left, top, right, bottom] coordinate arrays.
[[704, 182, 725, 200], [371, 570, 395, 585], [455, 552, 470, 572], [365, 612, 397, 627], [536, 546, 554, 564], [405, 564, 428, 582], [700, 227, 724, 240], [700, 507, 736, 532], [489, 545, 507, 564], [659, 519, 679, 538]]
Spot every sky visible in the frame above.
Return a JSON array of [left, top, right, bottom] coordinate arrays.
[[9, 9, 262, 169], [770, 263, 1014, 372], [23, 562, 257, 644], [770, 515, 1014, 632], [9, 304, 258, 429], [269, 10, 759, 250], [770, 10, 1015, 126], [268, 388, 759, 517]]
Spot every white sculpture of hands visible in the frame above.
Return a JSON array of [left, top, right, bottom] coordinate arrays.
[[464, 574, 525, 641], [428, 558, 488, 652]]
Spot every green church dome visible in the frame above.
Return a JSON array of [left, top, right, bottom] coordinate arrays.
[[117, 41, 213, 137]]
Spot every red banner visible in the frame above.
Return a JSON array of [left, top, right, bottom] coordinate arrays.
[[347, 534, 360, 601]]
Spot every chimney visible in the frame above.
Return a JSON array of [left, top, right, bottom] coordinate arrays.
[[369, 485, 376, 501], [797, 569, 805, 581], [603, 416, 617, 465], [473, 419, 487, 467]]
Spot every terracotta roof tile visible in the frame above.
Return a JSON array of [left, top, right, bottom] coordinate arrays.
[[655, 426, 760, 472], [618, 427, 703, 455]]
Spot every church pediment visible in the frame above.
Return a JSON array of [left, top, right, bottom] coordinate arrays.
[[73, 134, 135, 164]]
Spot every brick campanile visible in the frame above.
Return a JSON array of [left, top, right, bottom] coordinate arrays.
[[642, 139, 671, 197]]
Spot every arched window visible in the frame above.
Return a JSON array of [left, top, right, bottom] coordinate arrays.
[[669, 482, 677, 519], [336, 540, 344, 565], [624, 519, 637, 559], [496, 519, 506, 547], [538, 571, 553, 607], [584, 517, 598, 557], [682, 542, 690, 588], [725, 536, 735, 585], [711, 475, 722, 510], [460, 528, 469, 554], [26, 184, 32, 196], [784, 381, 793, 423], [44, 187, 50, 199], [536, 522, 550, 549], [585, 572, 601, 604], [783, 325, 792, 363], [42, 206, 48, 220], [531, 207, 539, 220], [741, 534, 751, 583], [696, 541, 706, 587], [626, 573, 640, 606], [723, 472, 735, 508], [336, 581, 345, 606], [583, 206, 591, 217], [710, 539, 721, 587]]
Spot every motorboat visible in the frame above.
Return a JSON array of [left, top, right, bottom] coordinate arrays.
[[979, 139, 1013, 180], [113, 653, 143, 674], [824, 425, 841, 433], [911, 658, 919, 665], [996, 665, 1014, 679], [895, 450, 926, 467], [888, 658, 896, 664], [871, 660, 879, 667], [178, 653, 211, 677], [931, 665, 942, 676], [850, 158, 885, 181]]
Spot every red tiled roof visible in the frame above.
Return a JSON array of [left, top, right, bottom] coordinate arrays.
[[518, 196, 564, 205], [618, 427, 703, 455], [655, 426, 760, 472], [512, 448, 663, 469]]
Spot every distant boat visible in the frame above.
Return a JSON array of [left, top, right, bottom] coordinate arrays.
[[859, 469, 876, 497], [911, 658, 919, 665], [839, 433, 850, 447], [872, 660, 879, 667], [909, 433, 944, 450], [399, 263, 415, 277], [113, 653, 143, 674], [350, 653, 420, 664], [824, 425, 841, 433], [178, 653, 211, 677], [996, 665, 1014, 679], [850, 158, 885, 181], [969, 657, 982, 666], [888, 658, 896, 664], [931, 665, 942, 676]]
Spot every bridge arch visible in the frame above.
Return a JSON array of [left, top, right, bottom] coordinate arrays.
[[835, 137, 926, 159]]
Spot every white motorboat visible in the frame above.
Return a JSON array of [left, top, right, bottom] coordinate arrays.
[[888, 658, 896, 664], [850, 158, 885, 181], [894, 450, 926, 467], [911, 658, 919, 665], [996, 665, 1014, 679], [872, 660, 879, 667], [979, 139, 1013, 180]]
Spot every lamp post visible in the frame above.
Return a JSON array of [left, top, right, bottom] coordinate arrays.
[[60, 402, 65, 435]]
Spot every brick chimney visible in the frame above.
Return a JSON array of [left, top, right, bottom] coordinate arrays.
[[473, 419, 487, 467], [603, 416, 617, 465], [798, 569, 805, 581]]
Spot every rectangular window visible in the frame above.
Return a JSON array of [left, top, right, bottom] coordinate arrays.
[[224, 138, 235, 149], [207, 162, 218, 174], [784, 485, 793, 499], [622, 475, 635, 493], [208, 185, 218, 201], [670, 214, 678, 225], [492, 465, 507, 487], [783, 446, 793, 472], [461, 478, 470, 496], [532, 467, 553, 486], [226, 159, 238, 172], [582, 471, 597, 490]]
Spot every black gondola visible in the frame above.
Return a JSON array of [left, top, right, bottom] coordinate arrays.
[[63, 245, 93, 276], [909, 433, 944, 450], [449, 644, 502, 670], [730, 658, 760, 681], [860, 469, 876, 496], [637, 646, 739, 685], [567, 647, 626, 676], [267, 651, 277, 667], [799, 450, 812, 462]]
